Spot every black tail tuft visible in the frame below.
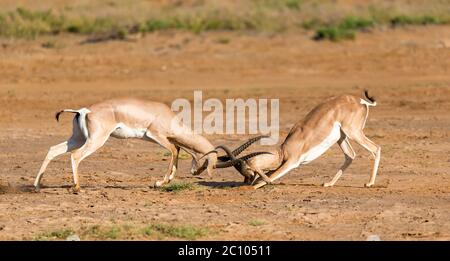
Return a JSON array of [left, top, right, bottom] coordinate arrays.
[[55, 111, 63, 122], [55, 110, 79, 122], [364, 90, 376, 103]]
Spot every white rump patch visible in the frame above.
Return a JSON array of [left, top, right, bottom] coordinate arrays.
[[77, 108, 91, 138], [78, 108, 91, 114], [111, 123, 147, 139], [298, 122, 342, 165]]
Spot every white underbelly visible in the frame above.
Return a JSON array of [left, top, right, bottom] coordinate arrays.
[[298, 122, 341, 165], [111, 123, 147, 139]]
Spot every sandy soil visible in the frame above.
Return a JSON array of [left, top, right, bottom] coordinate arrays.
[[0, 25, 450, 240]]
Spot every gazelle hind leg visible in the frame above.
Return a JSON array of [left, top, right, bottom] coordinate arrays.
[[34, 138, 84, 190], [323, 135, 355, 187], [351, 132, 381, 187], [70, 131, 111, 193]]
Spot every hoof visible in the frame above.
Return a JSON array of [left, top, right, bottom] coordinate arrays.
[[323, 182, 333, 187], [154, 181, 164, 188], [253, 182, 266, 190], [71, 186, 81, 194], [364, 183, 374, 188], [34, 186, 41, 192]]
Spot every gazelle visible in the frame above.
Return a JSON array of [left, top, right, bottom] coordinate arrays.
[[213, 91, 381, 189], [34, 98, 265, 193]]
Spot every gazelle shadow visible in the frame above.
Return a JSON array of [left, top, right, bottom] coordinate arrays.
[[196, 181, 244, 188], [15, 184, 153, 193]]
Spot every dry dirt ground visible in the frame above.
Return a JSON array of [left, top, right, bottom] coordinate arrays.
[[0, 26, 449, 240]]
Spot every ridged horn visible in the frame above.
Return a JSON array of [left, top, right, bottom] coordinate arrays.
[[232, 135, 269, 156], [215, 151, 272, 168], [216, 135, 269, 162]]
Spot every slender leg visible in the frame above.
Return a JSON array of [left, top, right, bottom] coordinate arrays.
[[323, 136, 356, 187], [250, 165, 272, 185], [190, 157, 199, 175], [192, 160, 208, 176], [70, 154, 81, 192], [174, 148, 203, 176], [153, 144, 178, 187], [168, 146, 181, 182], [250, 170, 272, 185], [253, 159, 298, 189], [34, 138, 84, 191], [206, 158, 215, 178], [69, 131, 111, 193], [350, 132, 381, 187], [146, 133, 180, 187]]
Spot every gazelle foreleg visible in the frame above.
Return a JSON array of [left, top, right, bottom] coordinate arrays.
[[168, 146, 181, 182], [253, 159, 298, 189], [249, 166, 273, 185], [323, 135, 355, 187], [149, 134, 180, 188], [351, 132, 381, 187], [177, 148, 202, 176]]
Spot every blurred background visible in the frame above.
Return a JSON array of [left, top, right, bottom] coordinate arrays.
[[1, 0, 450, 39], [0, 0, 449, 240]]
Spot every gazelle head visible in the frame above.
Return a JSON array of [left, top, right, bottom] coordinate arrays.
[[190, 151, 218, 177], [203, 136, 277, 184]]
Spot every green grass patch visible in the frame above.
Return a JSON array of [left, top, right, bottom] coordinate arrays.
[[313, 16, 374, 42], [339, 16, 375, 30], [149, 223, 208, 240], [41, 40, 65, 49], [0, 4, 449, 41], [248, 219, 266, 226], [179, 150, 191, 160], [311, 14, 448, 42], [101, 226, 121, 239], [215, 37, 231, 44], [160, 182, 194, 192], [301, 18, 321, 30], [139, 14, 259, 34], [0, 8, 64, 38], [285, 0, 302, 10], [35, 229, 75, 240], [158, 150, 190, 160], [33, 223, 211, 240], [141, 226, 153, 237], [390, 15, 444, 26], [80, 225, 123, 240], [256, 0, 302, 11], [314, 26, 356, 41], [0, 7, 128, 39]]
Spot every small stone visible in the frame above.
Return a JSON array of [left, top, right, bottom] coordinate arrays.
[[366, 234, 381, 241], [66, 234, 81, 241]]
